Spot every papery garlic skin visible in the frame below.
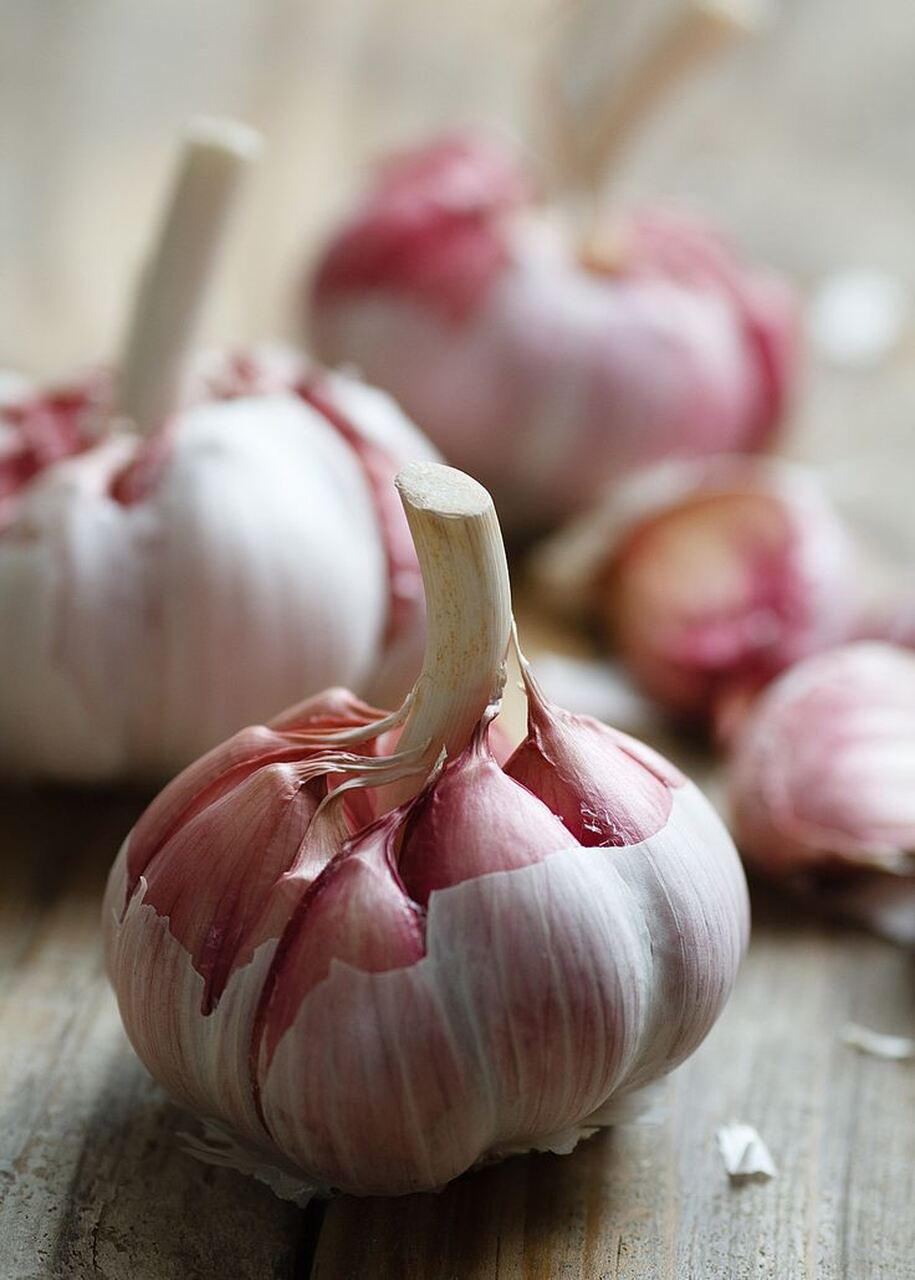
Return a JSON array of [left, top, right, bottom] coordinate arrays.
[[0, 350, 435, 781], [308, 135, 798, 529], [731, 642, 915, 878], [257, 785, 746, 1194], [104, 463, 749, 1199], [105, 686, 748, 1197], [543, 457, 855, 724]]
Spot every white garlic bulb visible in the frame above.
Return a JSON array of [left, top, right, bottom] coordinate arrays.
[[0, 120, 435, 782]]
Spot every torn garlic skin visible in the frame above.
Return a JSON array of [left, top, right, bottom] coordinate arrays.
[[717, 1122, 777, 1182], [105, 463, 749, 1200]]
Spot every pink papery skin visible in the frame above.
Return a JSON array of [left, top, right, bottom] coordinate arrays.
[[731, 642, 915, 877], [0, 349, 435, 781], [105, 675, 749, 1197], [308, 134, 800, 529], [729, 642, 915, 944], [598, 459, 856, 725]]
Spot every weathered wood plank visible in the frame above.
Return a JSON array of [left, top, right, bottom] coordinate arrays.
[[0, 788, 302, 1280]]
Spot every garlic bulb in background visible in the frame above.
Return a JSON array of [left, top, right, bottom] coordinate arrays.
[[535, 458, 856, 729], [0, 121, 435, 783], [730, 642, 915, 946], [307, 133, 798, 532], [104, 462, 749, 1200]]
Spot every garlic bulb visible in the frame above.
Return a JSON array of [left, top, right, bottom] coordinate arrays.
[[0, 122, 435, 782], [308, 134, 798, 530], [104, 461, 749, 1199], [536, 457, 856, 728], [730, 642, 915, 945], [0, 350, 434, 781]]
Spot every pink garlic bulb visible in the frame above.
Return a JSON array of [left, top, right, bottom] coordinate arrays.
[[308, 134, 799, 530], [539, 457, 856, 727], [104, 461, 749, 1200], [730, 642, 915, 945], [0, 121, 436, 782]]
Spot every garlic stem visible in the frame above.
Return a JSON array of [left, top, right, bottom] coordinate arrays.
[[117, 117, 262, 435], [379, 463, 513, 807], [552, 0, 768, 201]]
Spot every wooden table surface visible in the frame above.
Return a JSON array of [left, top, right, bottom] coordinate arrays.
[[2, 0, 915, 1277]]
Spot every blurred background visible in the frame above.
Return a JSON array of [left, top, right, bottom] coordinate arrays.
[[2, 0, 913, 532]]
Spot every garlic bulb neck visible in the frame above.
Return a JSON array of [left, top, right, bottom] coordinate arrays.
[[545, 0, 767, 201], [117, 117, 262, 435], [380, 463, 512, 806]]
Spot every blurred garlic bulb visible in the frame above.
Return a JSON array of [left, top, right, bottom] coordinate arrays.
[[536, 457, 855, 727], [730, 642, 915, 945], [307, 133, 798, 531], [0, 121, 435, 783], [104, 462, 749, 1200]]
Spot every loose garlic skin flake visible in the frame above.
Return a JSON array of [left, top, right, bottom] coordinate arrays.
[[105, 463, 749, 1200], [0, 354, 435, 781]]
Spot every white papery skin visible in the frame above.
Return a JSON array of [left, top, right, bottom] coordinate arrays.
[[730, 642, 915, 944], [103, 693, 749, 1199], [105, 786, 746, 1198], [256, 785, 747, 1195], [0, 362, 434, 781]]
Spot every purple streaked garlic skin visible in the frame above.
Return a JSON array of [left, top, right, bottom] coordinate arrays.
[[730, 641, 915, 944], [569, 457, 856, 728], [0, 349, 435, 782], [731, 641, 915, 876], [104, 463, 749, 1199], [308, 134, 799, 531]]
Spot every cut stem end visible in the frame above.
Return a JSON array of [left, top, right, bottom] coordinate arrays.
[[379, 464, 514, 808]]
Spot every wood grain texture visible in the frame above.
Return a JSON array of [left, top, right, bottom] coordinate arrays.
[[2, 0, 915, 1276], [0, 789, 302, 1279]]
